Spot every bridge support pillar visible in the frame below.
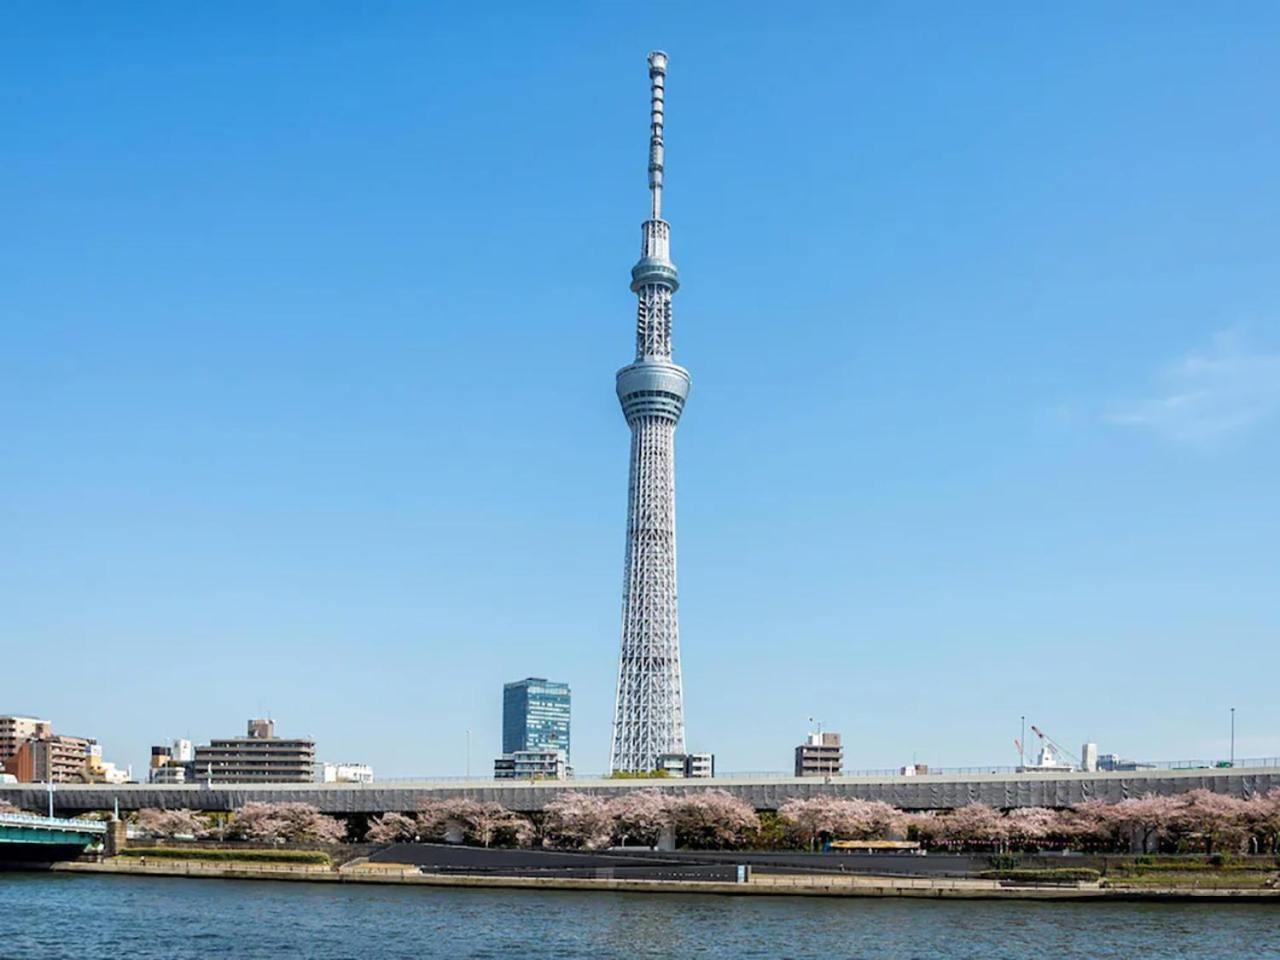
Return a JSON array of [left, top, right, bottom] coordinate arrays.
[[104, 819, 127, 857], [657, 823, 676, 852]]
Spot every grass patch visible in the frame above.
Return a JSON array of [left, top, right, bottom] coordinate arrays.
[[1110, 857, 1276, 878], [977, 868, 1100, 884], [119, 847, 331, 866], [1105, 873, 1275, 889]]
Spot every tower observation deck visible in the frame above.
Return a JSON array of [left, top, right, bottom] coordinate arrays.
[[609, 51, 691, 773]]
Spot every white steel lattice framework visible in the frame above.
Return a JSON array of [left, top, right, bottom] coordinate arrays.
[[609, 52, 691, 773]]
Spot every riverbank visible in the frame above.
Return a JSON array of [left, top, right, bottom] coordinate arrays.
[[40, 858, 1280, 901]]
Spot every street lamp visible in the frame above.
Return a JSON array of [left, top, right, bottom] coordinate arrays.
[[1230, 707, 1235, 767]]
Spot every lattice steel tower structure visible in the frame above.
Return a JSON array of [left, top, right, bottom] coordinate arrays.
[[609, 51, 691, 773]]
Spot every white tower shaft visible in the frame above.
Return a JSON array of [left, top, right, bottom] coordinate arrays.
[[609, 51, 690, 773]]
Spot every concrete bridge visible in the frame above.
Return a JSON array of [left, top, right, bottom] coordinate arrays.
[[2, 764, 1277, 816]]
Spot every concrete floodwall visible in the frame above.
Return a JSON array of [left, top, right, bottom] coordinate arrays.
[[368, 843, 744, 882]]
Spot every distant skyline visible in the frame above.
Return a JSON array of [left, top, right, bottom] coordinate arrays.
[[3, 3, 1278, 779]]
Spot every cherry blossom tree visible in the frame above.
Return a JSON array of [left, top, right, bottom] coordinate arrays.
[[1105, 794, 1181, 854], [1240, 788, 1280, 855], [608, 791, 674, 848], [777, 797, 900, 850], [1064, 799, 1121, 851], [938, 803, 1007, 850], [898, 810, 942, 846], [228, 802, 347, 843], [542, 793, 615, 850], [670, 791, 758, 849], [1176, 789, 1249, 854], [1003, 807, 1060, 849], [134, 808, 209, 839], [414, 800, 452, 841], [418, 799, 532, 848], [0, 800, 23, 815], [365, 811, 420, 844], [466, 801, 533, 848]]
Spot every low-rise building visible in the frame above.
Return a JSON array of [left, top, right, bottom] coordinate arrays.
[[86, 744, 131, 784], [149, 738, 197, 784], [193, 719, 316, 784], [319, 762, 374, 784], [1097, 753, 1156, 773], [795, 732, 843, 777], [685, 752, 715, 778], [493, 749, 568, 781], [656, 752, 715, 778], [150, 764, 188, 784]]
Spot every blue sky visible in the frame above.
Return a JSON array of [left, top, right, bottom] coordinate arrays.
[[3, 3, 1278, 778]]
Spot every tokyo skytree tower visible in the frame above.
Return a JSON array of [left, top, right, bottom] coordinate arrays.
[[609, 51, 690, 773]]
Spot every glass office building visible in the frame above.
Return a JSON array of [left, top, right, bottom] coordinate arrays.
[[502, 678, 570, 762]]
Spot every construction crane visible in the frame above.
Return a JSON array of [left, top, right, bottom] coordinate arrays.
[[1027, 724, 1081, 770]]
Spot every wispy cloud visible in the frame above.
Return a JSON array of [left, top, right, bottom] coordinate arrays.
[[1107, 329, 1280, 443]]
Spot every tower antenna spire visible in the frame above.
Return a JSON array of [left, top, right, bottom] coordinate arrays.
[[647, 50, 667, 220]]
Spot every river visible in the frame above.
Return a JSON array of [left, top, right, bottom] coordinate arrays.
[[2, 873, 1277, 958]]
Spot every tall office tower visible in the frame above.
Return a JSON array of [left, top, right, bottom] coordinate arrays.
[[502, 678, 571, 761], [609, 52, 691, 773]]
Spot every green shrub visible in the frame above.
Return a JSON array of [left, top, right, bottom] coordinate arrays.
[[977, 868, 1100, 883], [1115, 855, 1262, 874], [119, 847, 331, 865], [988, 853, 1022, 871]]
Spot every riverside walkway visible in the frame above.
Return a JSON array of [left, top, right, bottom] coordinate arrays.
[[48, 858, 1280, 901]]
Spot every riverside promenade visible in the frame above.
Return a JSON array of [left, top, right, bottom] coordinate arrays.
[[44, 858, 1280, 901]]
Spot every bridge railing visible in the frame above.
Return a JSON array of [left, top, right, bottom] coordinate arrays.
[[0, 811, 107, 834]]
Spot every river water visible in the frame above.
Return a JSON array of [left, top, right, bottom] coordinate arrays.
[[3, 873, 1277, 959]]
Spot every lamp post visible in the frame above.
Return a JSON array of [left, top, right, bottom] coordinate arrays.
[[1230, 707, 1235, 767]]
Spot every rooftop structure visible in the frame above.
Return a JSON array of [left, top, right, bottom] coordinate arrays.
[[610, 51, 691, 773], [795, 732, 844, 778]]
